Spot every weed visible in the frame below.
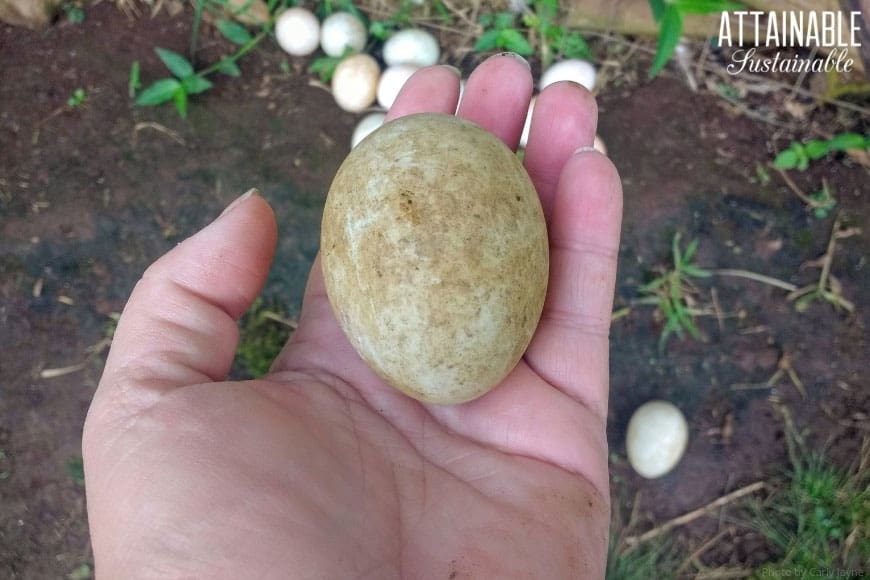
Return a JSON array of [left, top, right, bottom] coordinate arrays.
[[66, 456, 85, 486], [309, 47, 355, 83], [67, 563, 92, 580], [128, 61, 141, 98], [236, 298, 296, 377], [748, 414, 869, 571], [476, 1, 591, 67], [646, 0, 744, 78], [62, 2, 85, 24], [475, 11, 534, 56], [606, 536, 678, 579], [135, 0, 273, 117], [67, 88, 86, 107], [0, 448, 9, 480], [774, 133, 870, 172], [636, 233, 711, 350], [808, 181, 837, 219]]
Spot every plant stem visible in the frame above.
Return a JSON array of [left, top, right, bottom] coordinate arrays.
[[713, 269, 798, 292], [198, 21, 274, 77], [190, 0, 206, 61]]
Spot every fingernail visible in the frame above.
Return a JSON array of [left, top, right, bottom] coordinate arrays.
[[573, 146, 601, 156], [439, 64, 462, 78], [494, 52, 531, 69], [220, 188, 259, 218]]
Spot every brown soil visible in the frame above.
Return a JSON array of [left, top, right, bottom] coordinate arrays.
[[1, 3, 868, 578]]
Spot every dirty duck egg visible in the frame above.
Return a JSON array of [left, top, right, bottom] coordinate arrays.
[[320, 12, 367, 57], [382, 29, 440, 67], [321, 113, 549, 404], [275, 7, 320, 57], [331, 54, 380, 113], [626, 400, 689, 479]]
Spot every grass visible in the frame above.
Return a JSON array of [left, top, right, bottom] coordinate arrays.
[[235, 297, 296, 377], [636, 232, 711, 350], [606, 535, 679, 580], [749, 437, 869, 572]]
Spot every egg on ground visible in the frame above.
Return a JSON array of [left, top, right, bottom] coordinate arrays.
[[275, 7, 320, 57], [331, 54, 380, 113], [626, 400, 689, 479], [320, 12, 367, 57], [383, 28, 440, 67], [539, 59, 597, 91]]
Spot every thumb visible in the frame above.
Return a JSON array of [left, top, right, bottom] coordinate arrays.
[[94, 189, 277, 402]]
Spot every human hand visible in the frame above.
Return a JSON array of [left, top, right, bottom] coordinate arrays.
[[83, 54, 623, 579]]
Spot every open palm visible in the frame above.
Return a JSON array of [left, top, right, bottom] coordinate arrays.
[[83, 55, 623, 579]]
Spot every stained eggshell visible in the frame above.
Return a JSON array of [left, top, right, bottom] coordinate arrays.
[[331, 54, 380, 113], [626, 401, 689, 479], [321, 113, 549, 404]]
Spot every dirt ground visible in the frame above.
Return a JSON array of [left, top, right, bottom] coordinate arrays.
[[1, 3, 868, 578]]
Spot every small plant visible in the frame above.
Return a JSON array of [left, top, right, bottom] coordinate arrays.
[[773, 133, 870, 172], [66, 455, 85, 486], [475, 11, 534, 56], [67, 88, 86, 107], [522, 0, 591, 66], [236, 298, 296, 377], [67, 563, 92, 580], [128, 61, 141, 98], [308, 46, 355, 83], [135, 1, 273, 117], [475, 1, 591, 66], [637, 233, 711, 350], [62, 2, 85, 23], [646, 0, 744, 78], [0, 448, 9, 480], [748, 416, 869, 571], [808, 180, 837, 219]]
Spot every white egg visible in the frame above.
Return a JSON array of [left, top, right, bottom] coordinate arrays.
[[351, 112, 387, 149], [331, 53, 380, 113], [383, 28, 440, 67], [626, 401, 689, 479], [275, 7, 320, 57], [377, 65, 419, 109], [519, 96, 536, 149], [539, 59, 597, 91], [593, 134, 607, 156], [320, 12, 367, 57]]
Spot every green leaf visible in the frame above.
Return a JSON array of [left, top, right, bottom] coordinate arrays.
[[493, 11, 516, 31], [803, 140, 830, 160], [173, 88, 188, 118], [648, 0, 666, 21], [478, 12, 494, 28], [155, 47, 194, 79], [308, 55, 342, 82], [682, 238, 699, 264], [128, 61, 141, 98], [773, 148, 799, 170], [639, 276, 667, 292], [369, 20, 389, 40], [474, 29, 501, 52], [135, 78, 182, 106], [674, 0, 745, 14], [682, 265, 712, 278], [560, 32, 592, 60], [649, 4, 683, 78], [66, 456, 85, 485], [216, 19, 253, 45], [671, 232, 683, 266], [827, 132, 868, 151], [217, 58, 241, 77], [182, 75, 213, 95], [67, 563, 92, 580], [498, 29, 534, 56]]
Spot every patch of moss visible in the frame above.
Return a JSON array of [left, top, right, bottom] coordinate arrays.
[[235, 298, 294, 378]]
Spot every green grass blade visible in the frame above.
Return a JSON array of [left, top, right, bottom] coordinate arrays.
[[649, 5, 683, 78]]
